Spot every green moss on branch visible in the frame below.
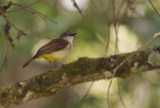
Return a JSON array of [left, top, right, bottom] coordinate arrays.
[[1, 47, 160, 108]]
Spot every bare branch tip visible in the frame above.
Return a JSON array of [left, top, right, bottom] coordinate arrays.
[[154, 32, 160, 38]]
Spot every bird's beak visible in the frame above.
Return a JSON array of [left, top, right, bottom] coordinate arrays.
[[70, 33, 77, 36]]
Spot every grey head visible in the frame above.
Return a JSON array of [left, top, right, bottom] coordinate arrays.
[[59, 32, 77, 43], [59, 32, 76, 38]]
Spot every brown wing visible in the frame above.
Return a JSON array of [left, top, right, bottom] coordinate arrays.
[[34, 38, 69, 58]]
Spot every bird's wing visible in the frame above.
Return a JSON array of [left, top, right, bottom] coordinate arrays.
[[34, 38, 69, 58]]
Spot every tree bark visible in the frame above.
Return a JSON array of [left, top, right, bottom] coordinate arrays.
[[1, 46, 160, 108]]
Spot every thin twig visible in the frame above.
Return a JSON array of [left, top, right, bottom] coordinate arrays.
[[0, 9, 24, 32], [0, 24, 4, 37], [148, 0, 160, 18], [128, 0, 134, 10], [116, 0, 126, 20], [42, 17, 52, 32], [117, 79, 127, 108], [0, 8, 26, 43], [99, 0, 109, 21], [112, 0, 119, 54], [119, 1, 128, 22], [0, 2, 11, 4], [99, 0, 110, 56], [0, 47, 8, 72], [114, 32, 160, 73], [80, 82, 94, 100], [4, 22, 15, 48], [90, 0, 98, 10], [107, 32, 160, 108], [11, 2, 57, 24], [104, 23, 111, 56], [0, 35, 8, 72], [71, 0, 85, 19], [114, 24, 119, 54], [6, 0, 40, 13]]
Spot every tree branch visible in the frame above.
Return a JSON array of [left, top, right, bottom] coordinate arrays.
[[1, 46, 160, 108]]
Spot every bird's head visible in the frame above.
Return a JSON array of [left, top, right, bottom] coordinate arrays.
[[59, 32, 77, 43]]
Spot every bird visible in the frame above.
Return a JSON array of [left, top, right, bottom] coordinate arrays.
[[23, 31, 77, 68]]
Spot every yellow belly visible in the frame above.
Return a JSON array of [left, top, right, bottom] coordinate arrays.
[[37, 44, 71, 62]]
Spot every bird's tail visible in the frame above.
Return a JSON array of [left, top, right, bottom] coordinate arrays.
[[23, 56, 36, 68]]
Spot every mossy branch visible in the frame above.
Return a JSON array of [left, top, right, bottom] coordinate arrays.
[[1, 46, 160, 108]]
